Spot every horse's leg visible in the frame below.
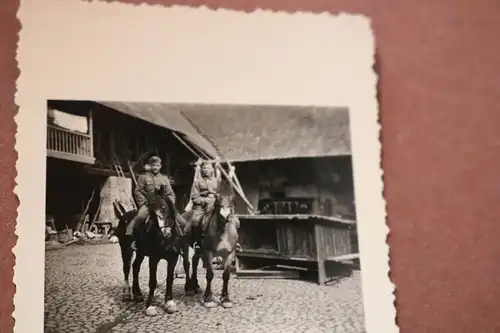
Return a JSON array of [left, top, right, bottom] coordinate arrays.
[[120, 242, 133, 301], [203, 251, 217, 308], [165, 252, 179, 314], [220, 251, 236, 308], [131, 252, 145, 302], [145, 257, 159, 313], [182, 245, 193, 295], [190, 251, 202, 294]]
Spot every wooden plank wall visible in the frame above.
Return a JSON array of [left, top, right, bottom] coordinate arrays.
[[276, 224, 316, 259], [238, 218, 279, 252], [315, 224, 352, 259]]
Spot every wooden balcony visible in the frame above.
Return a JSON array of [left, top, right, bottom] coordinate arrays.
[[47, 124, 95, 164]]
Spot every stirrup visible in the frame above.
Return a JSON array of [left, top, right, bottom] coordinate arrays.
[[131, 240, 137, 251]]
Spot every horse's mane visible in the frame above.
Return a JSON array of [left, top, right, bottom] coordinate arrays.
[[164, 193, 177, 223], [206, 194, 233, 233], [154, 186, 177, 223]]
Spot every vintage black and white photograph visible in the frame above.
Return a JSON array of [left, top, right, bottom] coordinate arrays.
[[44, 101, 362, 333], [16, 2, 392, 333]]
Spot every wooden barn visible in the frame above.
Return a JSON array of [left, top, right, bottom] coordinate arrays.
[[46, 101, 359, 283], [45, 100, 217, 235], [180, 105, 358, 284]]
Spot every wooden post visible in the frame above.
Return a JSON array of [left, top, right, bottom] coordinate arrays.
[[88, 109, 94, 158], [314, 224, 327, 285]]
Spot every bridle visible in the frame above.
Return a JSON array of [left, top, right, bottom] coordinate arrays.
[[150, 199, 174, 239]]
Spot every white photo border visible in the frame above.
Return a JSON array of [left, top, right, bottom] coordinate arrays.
[[15, 1, 395, 332]]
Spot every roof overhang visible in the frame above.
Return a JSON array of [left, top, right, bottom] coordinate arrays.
[[96, 101, 218, 158]]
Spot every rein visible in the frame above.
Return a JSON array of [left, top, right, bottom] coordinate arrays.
[[148, 193, 177, 240]]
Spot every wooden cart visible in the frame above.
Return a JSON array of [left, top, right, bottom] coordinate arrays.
[[235, 214, 359, 285]]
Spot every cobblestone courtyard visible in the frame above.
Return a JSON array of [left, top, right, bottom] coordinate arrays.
[[44, 244, 365, 333]]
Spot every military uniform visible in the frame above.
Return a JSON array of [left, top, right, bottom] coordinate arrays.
[[125, 171, 176, 236], [184, 175, 220, 236]]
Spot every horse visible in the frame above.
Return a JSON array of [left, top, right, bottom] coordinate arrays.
[[114, 188, 186, 316], [179, 194, 240, 308]]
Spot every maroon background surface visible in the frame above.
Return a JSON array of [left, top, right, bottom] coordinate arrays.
[[2, 1, 500, 332]]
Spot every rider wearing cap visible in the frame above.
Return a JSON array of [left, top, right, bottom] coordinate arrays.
[[184, 161, 220, 250], [126, 156, 176, 250]]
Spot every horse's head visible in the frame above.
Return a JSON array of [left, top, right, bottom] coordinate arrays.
[[150, 187, 176, 239], [216, 194, 239, 228], [155, 208, 172, 239]]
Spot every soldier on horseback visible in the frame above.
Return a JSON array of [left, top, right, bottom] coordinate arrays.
[[183, 160, 220, 251], [126, 156, 176, 250]]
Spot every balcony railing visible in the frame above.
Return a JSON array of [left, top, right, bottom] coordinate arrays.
[[47, 124, 95, 164]]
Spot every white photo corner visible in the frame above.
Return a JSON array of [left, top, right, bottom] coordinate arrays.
[[15, 1, 394, 333]]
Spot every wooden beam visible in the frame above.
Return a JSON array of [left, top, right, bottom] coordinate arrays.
[[236, 269, 300, 279], [235, 214, 356, 225], [315, 224, 327, 285], [88, 108, 94, 158], [325, 253, 360, 262], [47, 150, 95, 165], [172, 132, 256, 213], [216, 164, 255, 213], [172, 132, 206, 160], [83, 165, 131, 178]]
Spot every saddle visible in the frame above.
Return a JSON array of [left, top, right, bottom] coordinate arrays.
[[193, 205, 232, 239], [190, 213, 206, 240]]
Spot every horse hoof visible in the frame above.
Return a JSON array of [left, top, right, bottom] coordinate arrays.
[[122, 293, 131, 301], [204, 301, 217, 309], [133, 295, 144, 302], [195, 287, 203, 294], [145, 306, 158, 316], [186, 290, 195, 296], [165, 300, 178, 314], [221, 300, 234, 309]]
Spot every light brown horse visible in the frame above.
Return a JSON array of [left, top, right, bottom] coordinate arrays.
[[180, 194, 240, 308]]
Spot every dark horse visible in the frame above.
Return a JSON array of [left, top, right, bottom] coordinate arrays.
[[179, 194, 240, 308], [114, 188, 186, 316]]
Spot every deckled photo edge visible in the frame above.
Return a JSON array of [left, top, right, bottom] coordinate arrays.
[[14, 1, 395, 333]]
